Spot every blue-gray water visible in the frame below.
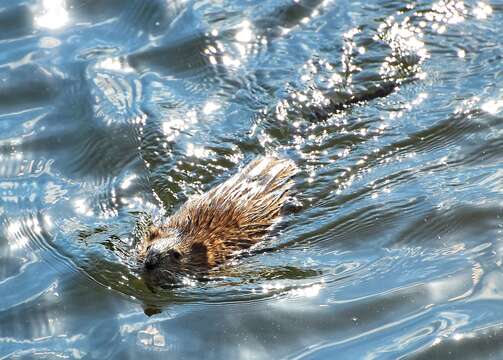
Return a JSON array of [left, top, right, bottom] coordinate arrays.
[[1, 0, 503, 358]]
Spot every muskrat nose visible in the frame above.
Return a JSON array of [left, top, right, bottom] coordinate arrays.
[[144, 248, 161, 270]]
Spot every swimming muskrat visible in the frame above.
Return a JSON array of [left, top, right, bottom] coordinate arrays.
[[137, 156, 298, 284]]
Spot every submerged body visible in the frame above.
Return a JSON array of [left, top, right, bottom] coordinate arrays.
[[138, 156, 297, 284]]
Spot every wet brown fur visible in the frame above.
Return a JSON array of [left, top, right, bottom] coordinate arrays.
[[138, 156, 297, 279]]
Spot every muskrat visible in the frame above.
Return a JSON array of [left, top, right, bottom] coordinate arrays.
[[137, 156, 297, 285]]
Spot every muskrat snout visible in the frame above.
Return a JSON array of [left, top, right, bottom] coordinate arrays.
[[144, 248, 162, 270], [141, 244, 182, 286]]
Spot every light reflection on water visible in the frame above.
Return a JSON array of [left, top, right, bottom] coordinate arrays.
[[35, 0, 69, 30], [0, 0, 503, 358]]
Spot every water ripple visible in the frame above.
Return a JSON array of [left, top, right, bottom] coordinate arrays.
[[1, 0, 503, 358]]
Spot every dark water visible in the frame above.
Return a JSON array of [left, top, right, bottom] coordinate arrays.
[[1, 0, 503, 358]]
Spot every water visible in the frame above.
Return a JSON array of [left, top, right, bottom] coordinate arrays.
[[1, 0, 502, 358]]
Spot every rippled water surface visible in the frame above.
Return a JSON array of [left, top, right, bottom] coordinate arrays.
[[1, 0, 503, 358]]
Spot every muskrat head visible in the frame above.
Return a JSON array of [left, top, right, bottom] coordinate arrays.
[[141, 231, 184, 283], [140, 228, 210, 286]]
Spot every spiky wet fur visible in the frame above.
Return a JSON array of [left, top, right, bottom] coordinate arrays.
[[138, 156, 297, 284]]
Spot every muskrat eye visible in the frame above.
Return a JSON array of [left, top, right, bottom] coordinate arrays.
[[170, 250, 182, 260]]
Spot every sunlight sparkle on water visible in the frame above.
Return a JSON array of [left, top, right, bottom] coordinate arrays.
[[74, 198, 93, 216], [26, 217, 42, 235], [426, 0, 467, 25], [162, 117, 188, 141], [289, 283, 323, 298], [6, 220, 28, 250], [259, 282, 323, 298], [235, 21, 253, 43], [35, 0, 69, 30], [481, 99, 503, 115], [186, 143, 212, 158], [473, 1, 492, 19], [235, 21, 256, 59], [120, 174, 137, 190], [452, 333, 464, 341], [96, 57, 134, 73], [43, 214, 53, 229], [203, 101, 221, 114]]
